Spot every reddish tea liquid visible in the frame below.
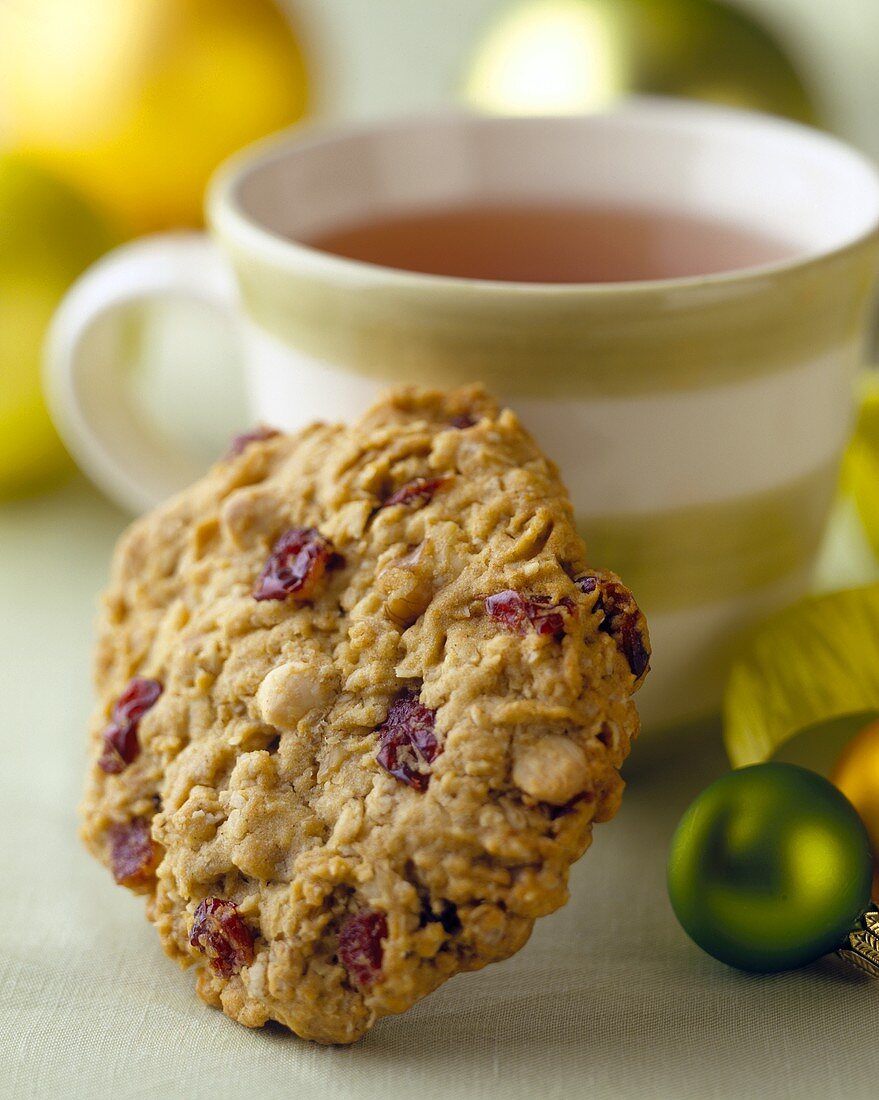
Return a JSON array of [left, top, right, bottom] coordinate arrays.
[[302, 202, 794, 283]]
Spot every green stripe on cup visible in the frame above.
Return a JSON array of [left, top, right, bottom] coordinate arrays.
[[578, 461, 840, 614], [225, 236, 879, 399]]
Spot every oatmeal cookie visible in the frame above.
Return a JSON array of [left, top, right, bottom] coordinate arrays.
[[81, 385, 649, 1044]]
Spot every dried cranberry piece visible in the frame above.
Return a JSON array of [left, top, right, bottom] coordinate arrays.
[[99, 725, 138, 775], [376, 691, 440, 791], [450, 413, 476, 429], [617, 617, 650, 679], [484, 590, 574, 639], [574, 575, 596, 596], [339, 909, 387, 987], [379, 477, 450, 510], [98, 677, 163, 774], [575, 574, 650, 679], [253, 526, 337, 602], [189, 898, 255, 978], [225, 425, 279, 459], [108, 818, 159, 888]]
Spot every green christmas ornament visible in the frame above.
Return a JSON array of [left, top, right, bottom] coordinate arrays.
[[667, 763, 877, 973]]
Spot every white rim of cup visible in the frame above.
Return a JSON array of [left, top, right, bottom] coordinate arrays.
[[207, 97, 879, 296]]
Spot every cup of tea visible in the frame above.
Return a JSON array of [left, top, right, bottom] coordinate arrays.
[[45, 100, 879, 731]]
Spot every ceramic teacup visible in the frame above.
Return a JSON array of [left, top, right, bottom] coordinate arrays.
[[45, 100, 879, 730]]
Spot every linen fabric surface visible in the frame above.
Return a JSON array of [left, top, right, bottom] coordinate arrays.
[[2, 481, 878, 1100]]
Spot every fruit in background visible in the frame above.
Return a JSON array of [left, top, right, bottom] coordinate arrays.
[[0, 155, 116, 498], [464, 0, 818, 124], [0, 0, 309, 234]]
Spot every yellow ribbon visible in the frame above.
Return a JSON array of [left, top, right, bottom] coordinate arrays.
[[724, 378, 879, 766]]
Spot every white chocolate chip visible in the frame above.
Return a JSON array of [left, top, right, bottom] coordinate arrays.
[[256, 660, 335, 730], [512, 735, 590, 805]]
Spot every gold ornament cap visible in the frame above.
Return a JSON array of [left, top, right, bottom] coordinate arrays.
[[837, 906, 879, 978]]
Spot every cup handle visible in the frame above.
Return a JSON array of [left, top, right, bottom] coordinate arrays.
[[44, 231, 241, 513]]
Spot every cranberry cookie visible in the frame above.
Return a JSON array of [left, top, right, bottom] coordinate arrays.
[[81, 385, 649, 1044]]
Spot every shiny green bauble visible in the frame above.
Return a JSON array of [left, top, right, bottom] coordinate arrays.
[[464, 0, 819, 124], [667, 763, 873, 972]]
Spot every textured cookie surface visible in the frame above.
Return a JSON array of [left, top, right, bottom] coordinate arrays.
[[81, 386, 649, 1044]]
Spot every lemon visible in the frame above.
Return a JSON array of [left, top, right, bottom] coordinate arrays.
[[0, 0, 309, 234], [0, 155, 116, 497], [464, 0, 817, 123]]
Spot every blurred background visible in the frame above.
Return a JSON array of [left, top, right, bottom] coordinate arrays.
[[307, 0, 878, 147], [1, 0, 878, 502]]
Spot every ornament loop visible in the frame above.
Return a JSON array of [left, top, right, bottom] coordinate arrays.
[[837, 906, 879, 978]]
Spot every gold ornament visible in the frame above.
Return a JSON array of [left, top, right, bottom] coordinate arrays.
[[464, 0, 817, 124], [0, 0, 310, 234], [837, 908, 879, 977], [831, 720, 879, 901]]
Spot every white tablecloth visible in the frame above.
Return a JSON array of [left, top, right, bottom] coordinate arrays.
[[2, 479, 877, 1100]]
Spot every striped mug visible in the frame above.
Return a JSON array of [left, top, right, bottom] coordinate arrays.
[[46, 102, 879, 731]]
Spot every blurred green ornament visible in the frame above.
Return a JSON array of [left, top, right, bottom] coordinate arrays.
[[0, 155, 116, 498], [668, 763, 873, 972], [464, 0, 818, 124]]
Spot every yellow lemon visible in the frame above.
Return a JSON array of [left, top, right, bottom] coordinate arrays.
[[464, 0, 817, 124], [0, 155, 116, 497], [0, 0, 309, 234]]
